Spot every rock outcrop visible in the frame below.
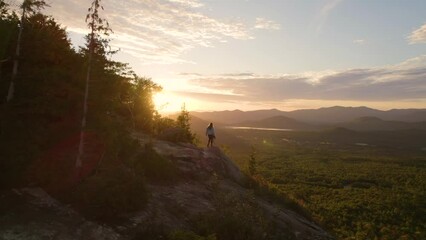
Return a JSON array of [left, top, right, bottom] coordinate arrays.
[[0, 137, 333, 240], [127, 138, 333, 240], [0, 188, 122, 240]]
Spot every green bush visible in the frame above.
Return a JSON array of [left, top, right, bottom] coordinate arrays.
[[71, 165, 147, 221], [135, 144, 179, 184], [153, 116, 176, 135]]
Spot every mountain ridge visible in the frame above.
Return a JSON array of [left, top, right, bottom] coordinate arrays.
[[191, 106, 426, 124], [235, 115, 316, 130]]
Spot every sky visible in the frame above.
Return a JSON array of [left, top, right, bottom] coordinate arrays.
[[8, 0, 426, 112]]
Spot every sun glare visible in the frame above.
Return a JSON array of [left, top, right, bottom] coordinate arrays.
[[153, 92, 176, 113], [153, 91, 200, 114]]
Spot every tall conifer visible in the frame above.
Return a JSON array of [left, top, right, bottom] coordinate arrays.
[[76, 0, 112, 168], [6, 0, 47, 102]]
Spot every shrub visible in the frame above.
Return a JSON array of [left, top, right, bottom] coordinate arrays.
[[71, 165, 147, 221], [153, 116, 176, 135], [193, 191, 294, 240], [135, 144, 179, 184], [157, 126, 188, 143]]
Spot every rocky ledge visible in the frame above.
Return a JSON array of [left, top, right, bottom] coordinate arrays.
[[0, 138, 333, 240]]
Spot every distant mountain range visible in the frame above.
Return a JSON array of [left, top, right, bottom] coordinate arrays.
[[334, 116, 426, 131], [237, 115, 316, 130], [190, 106, 426, 131], [191, 106, 426, 125], [286, 107, 426, 124]]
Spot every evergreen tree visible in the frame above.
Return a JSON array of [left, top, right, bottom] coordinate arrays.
[[0, 10, 81, 188], [0, 0, 17, 83], [0, 0, 9, 20], [6, 0, 48, 102], [248, 146, 257, 176], [76, 0, 112, 168], [177, 104, 196, 143]]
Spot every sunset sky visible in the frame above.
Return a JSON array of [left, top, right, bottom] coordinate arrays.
[[10, 0, 426, 112]]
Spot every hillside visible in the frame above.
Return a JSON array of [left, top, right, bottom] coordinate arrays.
[[0, 136, 333, 240]]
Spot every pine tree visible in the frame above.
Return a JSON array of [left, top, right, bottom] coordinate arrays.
[[177, 104, 196, 143], [0, 0, 9, 19], [6, 0, 47, 102], [248, 146, 257, 176], [76, 0, 112, 168], [0, 0, 14, 82]]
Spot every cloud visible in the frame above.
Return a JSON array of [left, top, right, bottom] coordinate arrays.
[[254, 17, 280, 30], [172, 91, 243, 103], [179, 72, 255, 78], [220, 72, 256, 77], [314, 0, 343, 34], [179, 72, 204, 77], [168, 0, 203, 8], [353, 39, 365, 45], [33, 0, 252, 64], [181, 55, 426, 103], [408, 23, 426, 44]]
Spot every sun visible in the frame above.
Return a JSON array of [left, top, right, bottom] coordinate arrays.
[[153, 91, 199, 114], [153, 92, 177, 113], [152, 90, 206, 114]]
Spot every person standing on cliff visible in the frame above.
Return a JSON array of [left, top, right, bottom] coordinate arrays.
[[206, 123, 216, 147]]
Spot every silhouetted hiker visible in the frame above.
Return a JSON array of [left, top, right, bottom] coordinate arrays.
[[206, 122, 216, 147]]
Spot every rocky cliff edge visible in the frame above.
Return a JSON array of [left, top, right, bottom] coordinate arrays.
[[0, 136, 333, 240]]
